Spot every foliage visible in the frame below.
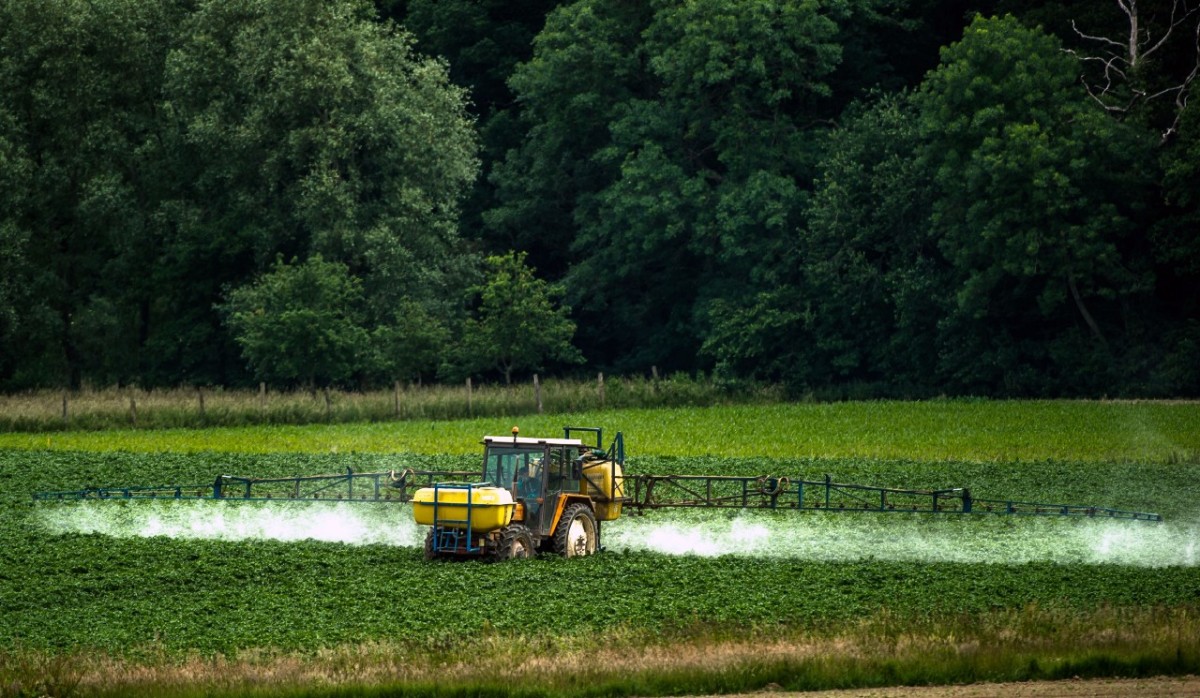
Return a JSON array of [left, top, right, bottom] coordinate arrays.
[[490, 0, 852, 371], [0, 0, 477, 390], [220, 256, 370, 388], [916, 15, 1156, 395], [449, 251, 583, 383], [2, 0, 1200, 399], [705, 91, 942, 390]]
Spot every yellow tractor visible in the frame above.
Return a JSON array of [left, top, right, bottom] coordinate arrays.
[[412, 426, 625, 560]]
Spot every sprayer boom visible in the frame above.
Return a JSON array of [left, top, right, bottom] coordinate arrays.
[[625, 473, 1161, 521], [33, 468, 1162, 522], [32, 468, 476, 503]]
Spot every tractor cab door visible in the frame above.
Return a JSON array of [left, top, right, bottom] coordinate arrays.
[[536, 444, 582, 535]]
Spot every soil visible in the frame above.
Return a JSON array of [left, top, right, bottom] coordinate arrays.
[[727, 675, 1200, 697]]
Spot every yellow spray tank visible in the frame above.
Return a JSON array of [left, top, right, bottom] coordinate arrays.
[[412, 484, 515, 532], [581, 456, 624, 521]]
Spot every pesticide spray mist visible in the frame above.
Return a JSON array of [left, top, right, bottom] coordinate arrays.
[[37, 500, 426, 548], [36, 501, 1198, 567]]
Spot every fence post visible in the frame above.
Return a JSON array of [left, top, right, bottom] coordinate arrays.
[[534, 374, 543, 414], [598, 372, 605, 408], [259, 382, 266, 414], [197, 386, 206, 418], [129, 390, 138, 427], [466, 377, 473, 416], [61, 392, 68, 423]]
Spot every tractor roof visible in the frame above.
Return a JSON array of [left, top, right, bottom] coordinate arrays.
[[483, 436, 585, 448]]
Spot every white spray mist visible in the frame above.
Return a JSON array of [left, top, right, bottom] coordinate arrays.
[[603, 510, 1200, 568], [36, 502, 1199, 567], [37, 500, 424, 547]]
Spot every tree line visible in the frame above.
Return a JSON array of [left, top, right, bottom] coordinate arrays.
[[2, 0, 1197, 397]]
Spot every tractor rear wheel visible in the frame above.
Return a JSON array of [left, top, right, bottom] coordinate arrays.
[[553, 503, 597, 557], [494, 524, 535, 561], [423, 529, 439, 560]]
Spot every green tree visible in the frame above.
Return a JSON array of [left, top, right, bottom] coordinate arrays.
[[221, 257, 370, 388], [492, 0, 857, 372], [0, 0, 478, 390], [386, 0, 563, 244], [454, 252, 582, 384], [369, 300, 451, 384], [156, 0, 478, 385], [915, 14, 1155, 394], [706, 92, 943, 393], [0, 0, 179, 388]]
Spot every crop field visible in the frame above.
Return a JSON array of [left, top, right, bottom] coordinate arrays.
[[2, 401, 1199, 697]]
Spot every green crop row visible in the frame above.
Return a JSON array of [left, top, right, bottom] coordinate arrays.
[[3, 449, 1198, 658], [2, 400, 1199, 463]]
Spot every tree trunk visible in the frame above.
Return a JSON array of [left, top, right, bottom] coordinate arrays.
[[1067, 272, 1109, 349]]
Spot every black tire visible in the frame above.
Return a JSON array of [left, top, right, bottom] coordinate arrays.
[[494, 524, 535, 561], [424, 528, 439, 560], [552, 503, 597, 558]]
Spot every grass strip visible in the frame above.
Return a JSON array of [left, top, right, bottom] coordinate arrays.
[[0, 377, 775, 433], [5, 605, 1197, 698]]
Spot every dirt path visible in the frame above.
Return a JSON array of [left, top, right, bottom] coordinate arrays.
[[725, 675, 1200, 697]]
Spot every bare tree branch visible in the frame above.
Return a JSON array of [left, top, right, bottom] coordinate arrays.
[[1069, 0, 1200, 141]]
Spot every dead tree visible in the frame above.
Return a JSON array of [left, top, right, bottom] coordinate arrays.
[[1068, 0, 1200, 141]]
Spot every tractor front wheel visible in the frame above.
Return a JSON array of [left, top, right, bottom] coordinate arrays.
[[494, 524, 535, 561], [553, 503, 597, 557]]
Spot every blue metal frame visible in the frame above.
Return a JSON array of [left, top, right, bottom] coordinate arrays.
[[428, 482, 484, 554]]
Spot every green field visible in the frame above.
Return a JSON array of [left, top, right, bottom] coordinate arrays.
[[2, 401, 1199, 697], [2, 400, 1197, 462]]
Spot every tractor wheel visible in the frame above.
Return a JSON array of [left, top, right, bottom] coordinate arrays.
[[552, 503, 597, 558], [494, 524, 535, 561], [423, 529, 439, 560]]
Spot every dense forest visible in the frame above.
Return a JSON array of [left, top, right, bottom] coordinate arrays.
[[1, 0, 1197, 397]]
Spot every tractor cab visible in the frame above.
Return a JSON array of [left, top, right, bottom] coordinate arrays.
[[482, 430, 587, 536]]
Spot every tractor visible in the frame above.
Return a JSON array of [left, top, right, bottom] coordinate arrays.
[[412, 426, 625, 560]]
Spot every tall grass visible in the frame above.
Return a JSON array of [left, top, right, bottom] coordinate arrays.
[[3, 604, 1196, 697], [0, 375, 782, 433]]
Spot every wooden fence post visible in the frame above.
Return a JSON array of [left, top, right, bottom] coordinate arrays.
[[534, 374, 543, 414], [129, 391, 138, 427], [259, 382, 266, 414], [466, 377, 473, 416], [61, 392, 68, 423], [197, 386, 206, 418]]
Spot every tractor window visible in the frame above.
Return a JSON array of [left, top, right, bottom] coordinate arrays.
[[546, 446, 580, 493], [483, 448, 542, 493]]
